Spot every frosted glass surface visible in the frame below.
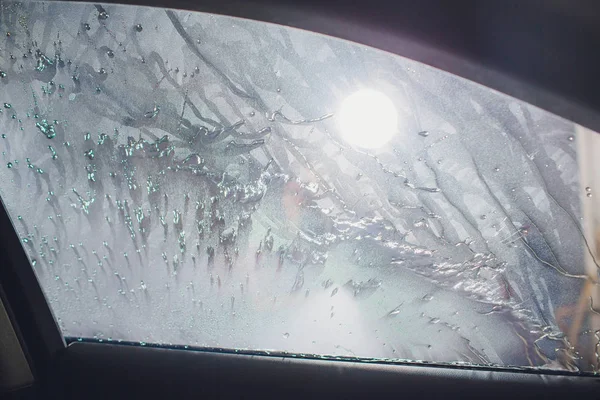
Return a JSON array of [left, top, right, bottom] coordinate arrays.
[[0, 1, 598, 373]]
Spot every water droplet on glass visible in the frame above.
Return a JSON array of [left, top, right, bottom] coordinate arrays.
[[322, 279, 333, 289], [49, 145, 58, 160], [386, 304, 403, 317], [6, 162, 12, 168], [587, 193, 593, 198], [107, 50, 114, 58], [3, 103, 11, 109], [135, 24, 143, 32], [586, 187, 592, 192], [36, 120, 56, 139], [418, 130, 429, 137], [145, 105, 160, 118], [83, 23, 91, 31], [568, 135, 575, 141], [283, 332, 290, 339], [98, 11, 109, 20]]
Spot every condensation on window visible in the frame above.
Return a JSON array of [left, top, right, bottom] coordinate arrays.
[[1, 1, 600, 373]]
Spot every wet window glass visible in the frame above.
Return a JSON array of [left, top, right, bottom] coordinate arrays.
[[1, 1, 600, 373]]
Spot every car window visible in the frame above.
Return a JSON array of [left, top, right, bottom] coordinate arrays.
[[1, 1, 599, 373]]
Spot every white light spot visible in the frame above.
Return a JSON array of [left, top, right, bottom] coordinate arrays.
[[338, 89, 397, 149]]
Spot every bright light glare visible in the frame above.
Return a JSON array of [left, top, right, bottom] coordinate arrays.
[[338, 89, 397, 149]]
